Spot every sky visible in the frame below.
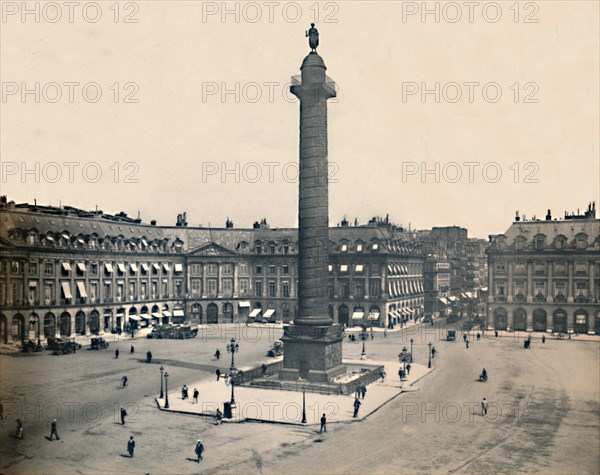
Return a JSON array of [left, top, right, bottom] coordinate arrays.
[[1, 0, 599, 238]]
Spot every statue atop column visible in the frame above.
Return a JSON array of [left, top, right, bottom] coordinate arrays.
[[306, 23, 319, 52]]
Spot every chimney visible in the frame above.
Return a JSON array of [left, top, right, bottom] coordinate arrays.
[[226, 218, 233, 228], [545, 209, 552, 221], [515, 210, 520, 221], [253, 221, 260, 229], [150, 220, 157, 226]]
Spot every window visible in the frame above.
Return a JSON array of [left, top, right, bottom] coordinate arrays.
[[255, 281, 263, 297], [496, 284, 505, 296], [575, 262, 587, 275], [152, 264, 159, 276], [554, 262, 566, 275], [340, 265, 348, 273], [191, 264, 202, 275], [44, 262, 54, 275], [90, 262, 98, 276], [576, 234, 588, 249], [495, 263, 506, 273], [356, 243, 363, 252], [576, 282, 588, 297], [328, 265, 333, 273], [372, 243, 379, 251], [191, 279, 202, 297], [116, 283, 124, 301], [341, 243, 348, 252], [371, 264, 380, 275], [355, 283, 365, 298], [268, 281, 277, 297], [534, 262, 545, 274], [28, 260, 37, 274], [239, 264, 248, 275], [340, 282, 349, 298], [129, 282, 136, 300], [269, 244, 276, 254], [555, 236, 566, 249], [514, 263, 525, 274], [255, 265, 262, 275], [534, 235, 545, 250], [269, 265, 276, 275], [206, 264, 218, 276], [44, 282, 53, 303], [369, 280, 380, 297], [282, 264, 289, 274], [104, 282, 112, 301], [222, 279, 233, 297], [174, 280, 182, 297], [90, 282, 98, 301], [222, 264, 233, 276], [140, 281, 147, 299], [355, 264, 364, 273], [239, 278, 249, 295], [283, 244, 290, 254], [282, 281, 290, 297], [207, 279, 218, 297]]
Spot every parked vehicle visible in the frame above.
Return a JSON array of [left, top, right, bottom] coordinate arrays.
[[267, 341, 284, 357], [147, 324, 174, 339], [147, 324, 197, 339], [90, 337, 110, 350], [176, 324, 198, 339], [22, 340, 45, 353], [446, 330, 456, 341], [47, 338, 81, 355]]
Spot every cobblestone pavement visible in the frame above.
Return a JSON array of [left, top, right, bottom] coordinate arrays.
[[0, 322, 598, 474]]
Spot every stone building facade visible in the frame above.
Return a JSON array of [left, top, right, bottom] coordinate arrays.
[[0, 200, 424, 344], [486, 205, 600, 334]]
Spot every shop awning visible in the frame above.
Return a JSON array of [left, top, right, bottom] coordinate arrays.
[[62, 262, 72, 272], [130, 263, 138, 273], [128, 315, 142, 321], [140, 314, 152, 320], [175, 264, 183, 273], [116, 311, 125, 317], [461, 292, 468, 299], [352, 311, 364, 320], [394, 264, 402, 275], [163, 264, 170, 272], [141, 263, 149, 272], [368, 312, 380, 320], [249, 309, 262, 318], [76, 281, 87, 298], [105, 263, 113, 273], [77, 262, 86, 273], [117, 263, 126, 273], [438, 297, 449, 305], [239, 301, 251, 308], [29, 281, 37, 287], [387, 264, 394, 274], [162, 311, 172, 317], [448, 296, 458, 302], [152, 263, 160, 271], [151, 313, 162, 319], [264, 309, 275, 318], [173, 309, 184, 317], [61, 282, 72, 299]]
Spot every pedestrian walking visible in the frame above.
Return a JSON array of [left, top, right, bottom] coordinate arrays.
[[398, 368, 402, 381], [360, 383, 367, 399], [466, 340, 469, 349], [406, 363, 411, 375], [355, 386, 361, 399], [127, 436, 135, 457], [15, 419, 23, 439], [476, 332, 481, 341], [384, 329, 387, 338], [494, 330, 498, 338], [320, 413, 327, 433], [181, 385, 188, 400], [216, 368, 221, 381], [431, 347, 436, 358], [370, 333, 374, 340], [121, 375, 128, 388], [193, 388, 199, 404], [50, 419, 60, 440], [130, 345, 134, 354], [542, 335, 546, 344], [353, 398, 361, 418], [195, 439, 204, 462], [146, 351, 152, 363], [120, 407, 127, 425], [215, 409, 223, 425], [463, 334, 467, 343], [262, 363, 267, 376], [481, 398, 488, 416], [214, 349, 220, 360], [115, 348, 119, 359], [380, 369, 386, 382]]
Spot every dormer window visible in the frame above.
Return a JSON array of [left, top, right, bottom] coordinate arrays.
[[340, 243, 348, 252], [356, 243, 363, 252]]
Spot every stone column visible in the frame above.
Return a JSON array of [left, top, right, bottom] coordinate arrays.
[[567, 261, 574, 303], [526, 308, 533, 332], [546, 262, 553, 303], [567, 309, 574, 334], [487, 263, 494, 330], [507, 263, 513, 303]]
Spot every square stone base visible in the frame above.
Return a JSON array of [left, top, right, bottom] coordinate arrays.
[[279, 324, 344, 383]]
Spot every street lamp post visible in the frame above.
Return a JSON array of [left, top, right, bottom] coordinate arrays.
[[428, 342, 432, 369], [301, 385, 307, 423], [360, 324, 367, 360], [410, 338, 414, 362], [159, 365, 164, 398], [227, 338, 240, 406], [399, 347, 409, 372], [164, 372, 169, 408]]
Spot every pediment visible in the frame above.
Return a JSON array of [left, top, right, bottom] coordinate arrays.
[[188, 242, 237, 257]]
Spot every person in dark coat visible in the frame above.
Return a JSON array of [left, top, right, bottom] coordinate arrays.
[[127, 436, 135, 457], [146, 351, 152, 363], [195, 440, 204, 462], [353, 398, 361, 418], [120, 407, 127, 425], [130, 345, 134, 354], [216, 368, 221, 381], [360, 384, 367, 399], [115, 348, 119, 359], [193, 388, 199, 404], [320, 413, 327, 433], [406, 363, 412, 375], [50, 419, 60, 440], [16, 419, 23, 439]]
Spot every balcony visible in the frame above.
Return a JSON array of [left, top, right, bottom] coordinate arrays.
[[495, 296, 507, 302], [554, 294, 567, 303], [574, 295, 590, 303], [533, 294, 546, 302], [514, 294, 526, 303]]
